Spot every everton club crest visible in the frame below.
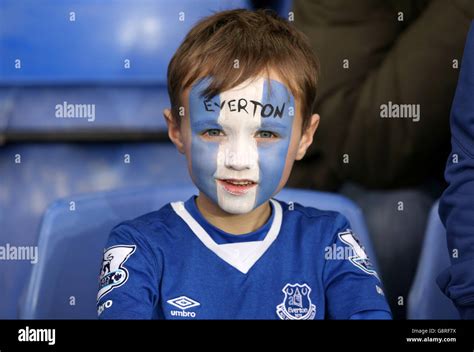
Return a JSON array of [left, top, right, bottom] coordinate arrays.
[[276, 283, 316, 320]]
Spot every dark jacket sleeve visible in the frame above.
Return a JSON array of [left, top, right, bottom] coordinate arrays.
[[438, 22, 474, 320], [290, 0, 474, 190]]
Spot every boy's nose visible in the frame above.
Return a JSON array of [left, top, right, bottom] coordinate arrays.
[[223, 137, 257, 171]]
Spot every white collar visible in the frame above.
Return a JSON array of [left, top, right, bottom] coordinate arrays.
[[171, 199, 282, 274]]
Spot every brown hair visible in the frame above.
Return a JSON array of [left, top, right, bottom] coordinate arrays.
[[167, 8, 319, 130]]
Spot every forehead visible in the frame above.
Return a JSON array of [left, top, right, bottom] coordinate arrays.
[[188, 77, 295, 129]]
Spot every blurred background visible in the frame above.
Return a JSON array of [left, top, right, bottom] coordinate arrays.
[[0, 0, 472, 320]]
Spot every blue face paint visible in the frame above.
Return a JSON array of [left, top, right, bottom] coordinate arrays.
[[255, 79, 294, 207], [188, 77, 294, 214], [189, 78, 220, 206]]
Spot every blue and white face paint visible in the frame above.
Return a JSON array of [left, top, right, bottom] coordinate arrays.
[[189, 77, 295, 214]]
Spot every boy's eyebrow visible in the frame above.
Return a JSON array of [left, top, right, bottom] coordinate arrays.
[[190, 115, 293, 129], [260, 118, 292, 130], [190, 119, 222, 130]]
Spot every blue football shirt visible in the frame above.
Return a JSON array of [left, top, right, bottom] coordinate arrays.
[[97, 196, 391, 319]]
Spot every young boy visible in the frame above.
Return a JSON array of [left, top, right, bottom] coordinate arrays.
[[97, 9, 391, 320]]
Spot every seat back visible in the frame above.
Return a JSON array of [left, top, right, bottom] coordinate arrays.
[[407, 201, 459, 319]]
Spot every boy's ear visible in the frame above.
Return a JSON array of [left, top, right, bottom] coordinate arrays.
[[163, 108, 186, 154], [295, 113, 320, 160]]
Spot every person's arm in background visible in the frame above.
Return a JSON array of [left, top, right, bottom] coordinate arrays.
[[290, 0, 474, 190], [438, 22, 474, 320]]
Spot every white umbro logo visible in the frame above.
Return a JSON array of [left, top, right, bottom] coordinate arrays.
[[167, 296, 200, 318]]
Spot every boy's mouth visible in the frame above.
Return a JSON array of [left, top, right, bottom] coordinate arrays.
[[217, 178, 257, 196]]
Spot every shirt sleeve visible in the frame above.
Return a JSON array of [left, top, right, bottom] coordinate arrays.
[[323, 214, 392, 319], [97, 222, 161, 319]]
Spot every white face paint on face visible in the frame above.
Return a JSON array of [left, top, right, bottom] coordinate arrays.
[[188, 76, 295, 214]]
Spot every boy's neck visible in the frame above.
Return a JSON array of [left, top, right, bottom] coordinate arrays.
[[195, 193, 272, 235]]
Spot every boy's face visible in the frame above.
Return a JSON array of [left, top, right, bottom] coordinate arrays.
[[165, 73, 319, 215]]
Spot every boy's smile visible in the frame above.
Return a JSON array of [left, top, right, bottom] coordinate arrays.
[[216, 178, 257, 196]]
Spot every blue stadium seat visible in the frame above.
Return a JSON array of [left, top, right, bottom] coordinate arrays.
[[0, 0, 252, 133], [0, 0, 251, 84], [407, 201, 459, 319], [19, 187, 378, 319], [0, 142, 190, 319]]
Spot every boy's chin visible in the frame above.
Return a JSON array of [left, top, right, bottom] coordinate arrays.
[[216, 188, 259, 215], [219, 202, 254, 215]]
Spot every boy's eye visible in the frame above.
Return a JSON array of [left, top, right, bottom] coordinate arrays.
[[256, 130, 278, 139], [202, 129, 225, 137]]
